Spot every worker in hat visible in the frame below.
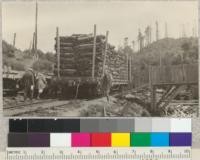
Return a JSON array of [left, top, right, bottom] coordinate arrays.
[[21, 67, 35, 101], [35, 72, 47, 99], [101, 68, 112, 102]]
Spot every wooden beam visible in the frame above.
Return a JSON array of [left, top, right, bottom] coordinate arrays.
[[92, 24, 97, 79], [56, 27, 60, 78], [102, 31, 109, 76], [161, 85, 182, 109]]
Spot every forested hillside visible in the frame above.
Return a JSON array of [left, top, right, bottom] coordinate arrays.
[[2, 40, 55, 72]]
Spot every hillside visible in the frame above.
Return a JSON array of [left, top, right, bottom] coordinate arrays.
[[2, 40, 55, 73], [3, 37, 198, 73], [132, 37, 198, 68]]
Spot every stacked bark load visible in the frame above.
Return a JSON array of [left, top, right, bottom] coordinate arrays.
[[105, 49, 128, 81], [54, 36, 77, 76], [55, 34, 128, 81], [74, 34, 105, 77]]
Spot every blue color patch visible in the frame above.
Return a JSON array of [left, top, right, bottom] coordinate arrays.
[[151, 133, 169, 146]]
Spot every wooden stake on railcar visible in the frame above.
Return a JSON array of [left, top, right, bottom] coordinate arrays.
[[129, 54, 132, 83], [56, 27, 60, 78], [92, 24, 97, 79], [102, 31, 109, 76]]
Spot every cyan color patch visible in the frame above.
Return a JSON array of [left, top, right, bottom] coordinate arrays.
[[151, 133, 169, 146]]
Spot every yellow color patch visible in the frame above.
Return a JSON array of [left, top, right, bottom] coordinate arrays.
[[111, 133, 130, 147]]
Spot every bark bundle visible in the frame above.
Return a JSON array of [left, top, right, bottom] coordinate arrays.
[[55, 34, 128, 81]]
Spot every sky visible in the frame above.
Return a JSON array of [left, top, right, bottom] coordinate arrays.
[[2, 0, 198, 52]]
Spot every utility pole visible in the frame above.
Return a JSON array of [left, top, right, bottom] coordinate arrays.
[[34, 1, 38, 60], [165, 22, 168, 38], [13, 33, 16, 47], [156, 21, 159, 41]]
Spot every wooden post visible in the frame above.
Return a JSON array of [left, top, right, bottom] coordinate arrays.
[[13, 33, 16, 47], [56, 27, 60, 78], [102, 31, 109, 76], [127, 53, 129, 82], [34, 1, 38, 59], [32, 32, 35, 51], [92, 24, 97, 79], [129, 54, 132, 83]]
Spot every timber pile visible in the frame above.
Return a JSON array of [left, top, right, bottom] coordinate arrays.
[[55, 34, 128, 81]]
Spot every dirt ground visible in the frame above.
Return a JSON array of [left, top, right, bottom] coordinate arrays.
[[3, 91, 198, 117], [3, 94, 151, 117]]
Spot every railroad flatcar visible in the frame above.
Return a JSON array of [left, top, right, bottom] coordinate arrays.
[[3, 69, 23, 96], [54, 32, 131, 98]]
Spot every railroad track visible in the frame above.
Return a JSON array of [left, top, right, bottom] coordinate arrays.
[[12, 101, 72, 116], [4, 99, 58, 110], [3, 87, 137, 117], [4, 98, 74, 117]]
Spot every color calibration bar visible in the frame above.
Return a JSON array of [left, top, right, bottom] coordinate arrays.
[[8, 132, 192, 147], [9, 118, 191, 133], [6, 147, 191, 160], [8, 118, 191, 148]]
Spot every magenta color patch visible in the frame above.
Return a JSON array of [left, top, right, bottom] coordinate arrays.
[[71, 133, 91, 147]]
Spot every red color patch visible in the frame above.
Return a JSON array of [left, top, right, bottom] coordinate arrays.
[[91, 133, 111, 147]]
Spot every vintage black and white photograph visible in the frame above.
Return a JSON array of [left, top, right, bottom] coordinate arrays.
[[2, 0, 198, 117]]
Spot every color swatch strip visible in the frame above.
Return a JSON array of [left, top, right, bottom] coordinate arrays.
[[9, 118, 191, 133], [8, 132, 192, 147]]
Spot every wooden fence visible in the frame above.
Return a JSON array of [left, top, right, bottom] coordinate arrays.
[[150, 63, 198, 85], [132, 63, 198, 88]]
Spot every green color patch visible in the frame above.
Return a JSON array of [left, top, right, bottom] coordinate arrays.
[[130, 133, 151, 146]]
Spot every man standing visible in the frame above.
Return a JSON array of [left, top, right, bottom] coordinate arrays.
[[21, 68, 35, 101], [36, 73, 47, 99], [101, 69, 112, 102]]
